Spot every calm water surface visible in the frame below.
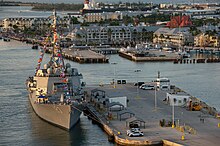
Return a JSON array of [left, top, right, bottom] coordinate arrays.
[[0, 40, 114, 146], [1, 39, 220, 145]]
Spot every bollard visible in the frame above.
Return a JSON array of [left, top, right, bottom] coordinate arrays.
[[218, 123, 220, 128], [181, 135, 185, 140], [172, 124, 175, 128]]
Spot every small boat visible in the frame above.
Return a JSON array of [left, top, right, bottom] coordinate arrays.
[[32, 44, 38, 49], [178, 51, 190, 58]]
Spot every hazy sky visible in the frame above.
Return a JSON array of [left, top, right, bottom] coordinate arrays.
[[5, 0, 219, 4]]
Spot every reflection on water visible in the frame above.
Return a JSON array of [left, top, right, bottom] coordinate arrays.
[[29, 103, 113, 146], [190, 51, 220, 59]]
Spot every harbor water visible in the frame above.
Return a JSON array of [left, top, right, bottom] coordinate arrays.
[[0, 40, 115, 146], [1, 38, 220, 146]]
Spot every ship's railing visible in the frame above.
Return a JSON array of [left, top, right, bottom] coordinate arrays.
[[36, 74, 82, 77], [36, 96, 83, 106]]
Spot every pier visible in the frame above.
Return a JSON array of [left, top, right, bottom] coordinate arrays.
[[84, 83, 220, 146], [174, 58, 220, 64], [119, 51, 178, 62], [63, 49, 109, 63]]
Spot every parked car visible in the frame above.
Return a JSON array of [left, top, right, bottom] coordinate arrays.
[[134, 82, 145, 86], [160, 85, 169, 90], [126, 128, 141, 136], [129, 123, 139, 128], [140, 84, 155, 90], [128, 131, 144, 137]]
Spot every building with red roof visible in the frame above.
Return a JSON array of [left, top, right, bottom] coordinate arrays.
[[166, 15, 192, 28]]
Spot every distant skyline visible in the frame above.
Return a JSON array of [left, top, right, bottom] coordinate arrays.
[[4, 0, 220, 4]]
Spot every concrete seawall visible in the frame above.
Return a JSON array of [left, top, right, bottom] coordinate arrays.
[[119, 51, 177, 62], [85, 105, 164, 146]]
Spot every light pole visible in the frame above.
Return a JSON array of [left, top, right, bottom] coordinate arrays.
[[154, 83, 157, 110], [134, 69, 141, 98], [172, 98, 175, 128], [111, 62, 117, 88]]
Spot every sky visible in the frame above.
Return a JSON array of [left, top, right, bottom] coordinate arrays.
[[4, 0, 220, 4]]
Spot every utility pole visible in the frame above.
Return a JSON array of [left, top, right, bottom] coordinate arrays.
[[154, 83, 157, 110], [134, 69, 141, 98], [111, 62, 117, 88], [172, 98, 175, 128]]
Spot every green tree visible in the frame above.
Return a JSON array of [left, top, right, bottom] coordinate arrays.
[[71, 17, 80, 24], [189, 26, 201, 36], [107, 28, 112, 42]]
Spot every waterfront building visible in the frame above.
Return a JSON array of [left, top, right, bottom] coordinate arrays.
[[68, 25, 159, 45], [194, 33, 219, 47], [69, 26, 132, 45], [153, 27, 193, 46], [159, 3, 174, 9], [84, 12, 122, 22], [183, 8, 220, 17], [2, 18, 33, 30], [2, 17, 71, 30], [83, 10, 153, 23]]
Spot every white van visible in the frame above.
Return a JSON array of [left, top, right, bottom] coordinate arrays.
[[160, 84, 170, 90], [140, 84, 155, 90], [153, 78, 170, 88]]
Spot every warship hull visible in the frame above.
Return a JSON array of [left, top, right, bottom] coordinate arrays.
[[28, 92, 82, 130]]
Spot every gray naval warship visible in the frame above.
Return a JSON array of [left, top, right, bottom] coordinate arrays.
[[26, 10, 84, 130]]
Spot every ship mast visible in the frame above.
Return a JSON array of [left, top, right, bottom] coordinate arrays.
[[35, 10, 66, 77], [51, 9, 65, 76]]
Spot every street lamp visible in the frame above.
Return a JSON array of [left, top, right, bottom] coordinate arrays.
[[154, 83, 157, 110], [111, 62, 117, 88], [134, 69, 141, 98], [172, 98, 175, 128]]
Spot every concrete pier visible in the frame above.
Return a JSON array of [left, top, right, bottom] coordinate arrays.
[[119, 51, 178, 62], [174, 58, 220, 64], [84, 83, 220, 146], [63, 49, 109, 63]]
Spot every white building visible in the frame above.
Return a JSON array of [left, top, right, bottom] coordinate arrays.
[[2, 17, 71, 30], [153, 27, 194, 46], [108, 96, 127, 108], [69, 26, 132, 45], [166, 92, 190, 106]]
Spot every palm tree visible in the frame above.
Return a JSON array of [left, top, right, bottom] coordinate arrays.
[[153, 34, 158, 43], [121, 28, 126, 41], [76, 33, 82, 39], [142, 28, 147, 42], [107, 28, 112, 44], [159, 34, 165, 43], [132, 29, 137, 42]]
